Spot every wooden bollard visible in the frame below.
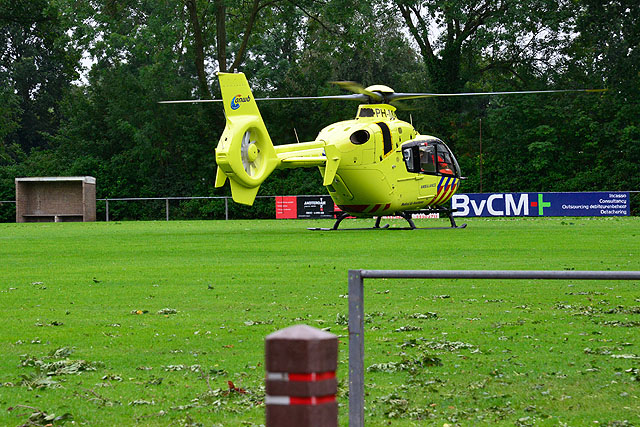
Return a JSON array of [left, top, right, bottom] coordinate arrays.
[[265, 324, 338, 427]]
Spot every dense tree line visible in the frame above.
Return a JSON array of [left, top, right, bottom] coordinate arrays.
[[1, 0, 638, 220]]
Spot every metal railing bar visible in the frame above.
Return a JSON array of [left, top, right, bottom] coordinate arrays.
[[359, 269, 640, 280], [348, 269, 640, 427]]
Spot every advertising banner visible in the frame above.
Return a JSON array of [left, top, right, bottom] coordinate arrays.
[[296, 195, 335, 219], [451, 192, 629, 217], [275, 196, 297, 219]]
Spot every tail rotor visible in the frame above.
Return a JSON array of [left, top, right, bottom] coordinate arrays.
[[240, 130, 261, 176]]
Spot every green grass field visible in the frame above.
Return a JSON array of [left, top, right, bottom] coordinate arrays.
[[1, 217, 639, 426]]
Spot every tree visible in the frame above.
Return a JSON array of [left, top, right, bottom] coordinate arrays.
[[0, 85, 22, 164], [0, 0, 79, 153], [184, 0, 283, 98], [562, 0, 639, 194], [393, 0, 576, 92]]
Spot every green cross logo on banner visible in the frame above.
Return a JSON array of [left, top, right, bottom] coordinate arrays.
[[537, 193, 551, 215], [530, 193, 552, 215]]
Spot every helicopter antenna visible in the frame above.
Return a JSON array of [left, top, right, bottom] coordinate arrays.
[[293, 128, 300, 143], [410, 114, 413, 126]]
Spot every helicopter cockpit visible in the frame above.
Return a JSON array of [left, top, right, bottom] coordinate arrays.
[[402, 138, 461, 177]]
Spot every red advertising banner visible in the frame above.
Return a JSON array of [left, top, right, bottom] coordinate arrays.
[[275, 196, 298, 219]]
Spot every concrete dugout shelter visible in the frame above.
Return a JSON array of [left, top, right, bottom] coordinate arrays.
[[15, 176, 96, 223]]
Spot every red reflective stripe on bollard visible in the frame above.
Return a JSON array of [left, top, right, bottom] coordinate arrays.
[[288, 373, 312, 382], [288, 371, 336, 382], [289, 395, 336, 405], [315, 371, 336, 381]]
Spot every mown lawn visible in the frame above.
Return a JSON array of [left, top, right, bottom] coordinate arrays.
[[0, 217, 638, 426]]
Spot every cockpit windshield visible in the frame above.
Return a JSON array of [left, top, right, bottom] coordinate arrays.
[[402, 138, 460, 177]]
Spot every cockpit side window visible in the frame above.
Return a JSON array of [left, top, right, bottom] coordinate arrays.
[[419, 145, 436, 173], [402, 139, 460, 177]]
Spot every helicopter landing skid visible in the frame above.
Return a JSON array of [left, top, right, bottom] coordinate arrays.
[[307, 209, 466, 231], [307, 213, 391, 231]]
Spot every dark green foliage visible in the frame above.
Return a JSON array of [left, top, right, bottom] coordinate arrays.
[[0, 0, 638, 220], [0, 0, 79, 152]]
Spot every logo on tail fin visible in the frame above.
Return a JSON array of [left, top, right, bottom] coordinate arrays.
[[231, 94, 251, 110]]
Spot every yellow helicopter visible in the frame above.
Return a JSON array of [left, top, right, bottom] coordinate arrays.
[[163, 72, 603, 230]]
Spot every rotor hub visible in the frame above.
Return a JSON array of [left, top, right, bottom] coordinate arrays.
[[247, 143, 259, 163], [364, 84, 394, 94]]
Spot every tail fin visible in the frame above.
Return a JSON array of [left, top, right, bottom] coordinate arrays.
[[215, 72, 279, 205]]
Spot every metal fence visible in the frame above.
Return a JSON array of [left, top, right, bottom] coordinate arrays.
[[346, 269, 640, 427], [100, 196, 233, 222], [2, 190, 640, 222], [98, 195, 318, 222]]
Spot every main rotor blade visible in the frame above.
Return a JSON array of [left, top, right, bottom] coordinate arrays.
[[389, 88, 607, 101], [158, 94, 369, 103], [254, 94, 369, 102], [158, 99, 221, 104], [158, 88, 607, 105]]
